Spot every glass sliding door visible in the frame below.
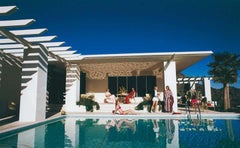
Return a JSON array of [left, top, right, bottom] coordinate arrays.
[[127, 76, 137, 95], [108, 77, 117, 95], [108, 76, 156, 97], [118, 77, 127, 92], [146, 76, 156, 95]]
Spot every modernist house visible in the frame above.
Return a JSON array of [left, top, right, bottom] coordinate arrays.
[[0, 6, 213, 122]]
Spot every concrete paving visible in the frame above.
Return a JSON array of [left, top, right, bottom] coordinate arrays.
[[0, 104, 239, 135]]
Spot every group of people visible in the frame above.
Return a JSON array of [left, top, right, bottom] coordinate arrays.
[[105, 87, 137, 115], [105, 118, 175, 144], [105, 119, 136, 134], [152, 119, 175, 144], [150, 86, 174, 113], [105, 88, 136, 104], [106, 85, 174, 115]]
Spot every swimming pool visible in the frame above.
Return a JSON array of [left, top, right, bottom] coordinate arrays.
[[0, 116, 240, 148]]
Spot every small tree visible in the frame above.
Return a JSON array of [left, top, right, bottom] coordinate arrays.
[[208, 52, 240, 110]]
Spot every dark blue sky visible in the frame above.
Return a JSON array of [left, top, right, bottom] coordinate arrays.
[[1, 0, 240, 88]]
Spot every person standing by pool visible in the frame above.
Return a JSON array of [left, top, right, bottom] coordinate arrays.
[[152, 119, 160, 143], [164, 86, 174, 112], [151, 86, 159, 112], [158, 91, 165, 112]]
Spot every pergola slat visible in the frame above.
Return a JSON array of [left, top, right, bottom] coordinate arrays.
[[48, 46, 71, 51], [0, 36, 56, 43], [3, 49, 24, 53], [0, 44, 24, 49], [59, 54, 81, 58], [0, 6, 17, 14], [0, 42, 65, 49], [0, 38, 15, 44], [9, 28, 47, 36], [24, 36, 57, 42], [52, 50, 76, 55], [40, 42, 65, 47], [0, 19, 35, 27]]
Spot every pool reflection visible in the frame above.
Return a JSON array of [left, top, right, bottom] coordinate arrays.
[[0, 117, 240, 148], [73, 118, 240, 148]]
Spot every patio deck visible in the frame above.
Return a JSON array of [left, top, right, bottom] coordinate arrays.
[[1, 102, 240, 134]]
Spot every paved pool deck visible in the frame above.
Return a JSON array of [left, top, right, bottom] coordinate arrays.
[[0, 106, 240, 135]]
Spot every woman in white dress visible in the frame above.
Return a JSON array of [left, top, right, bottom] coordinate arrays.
[[105, 89, 116, 103]]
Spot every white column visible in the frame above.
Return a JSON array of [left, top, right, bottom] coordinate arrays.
[[19, 45, 48, 122], [18, 125, 45, 147], [164, 61, 177, 112], [204, 77, 212, 102], [65, 118, 79, 147], [18, 129, 35, 147], [65, 64, 81, 112], [166, 120, 179, 148]]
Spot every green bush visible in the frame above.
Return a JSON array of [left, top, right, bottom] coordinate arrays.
[[76, 94, 100, 112]]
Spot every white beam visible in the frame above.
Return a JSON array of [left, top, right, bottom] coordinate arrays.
[[0, 36, 58, 44], [0, 36, 57, 44], [10, 53, 23, 57], [0, 38, 15, 44], [3, 49, 24, 53], [0, 42, 65, 49], [24, 36, 57, 42], [0, 6, 17, 14], [48, 46, 71, 51], [0, 19, 35, 27], [52, 50, 76, 55], [40, 42, 65, 47], [60, 54, 81, 58], [0, 44, 24, 49], [9, 28, 47, 36]]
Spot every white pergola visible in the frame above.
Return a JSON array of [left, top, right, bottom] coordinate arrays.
[[0, 6, 81, 121], [177, 77, 212, 102]]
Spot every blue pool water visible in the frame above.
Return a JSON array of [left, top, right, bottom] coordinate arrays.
[[0, 117, 240, 148]]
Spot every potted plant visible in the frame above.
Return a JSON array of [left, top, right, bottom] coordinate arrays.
[[77, 93, 100, 112]]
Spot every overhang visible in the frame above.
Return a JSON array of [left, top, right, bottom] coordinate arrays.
[[69, 51, 213, 79]]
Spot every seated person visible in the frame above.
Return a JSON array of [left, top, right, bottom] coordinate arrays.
[[105, 89, 116, 104], [124, 88, 136, 104], [113, 99, 137, 115], [143, 94, 151, 101], [135, 94, 152, 112]]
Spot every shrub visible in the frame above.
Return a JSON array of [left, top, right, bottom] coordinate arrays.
[[77, 94, 100, 112]]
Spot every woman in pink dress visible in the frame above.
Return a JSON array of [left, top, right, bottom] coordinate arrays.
[[164, 86, 174, 112]]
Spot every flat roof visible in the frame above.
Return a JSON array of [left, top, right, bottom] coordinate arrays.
[[69, 51, 213, 74]]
